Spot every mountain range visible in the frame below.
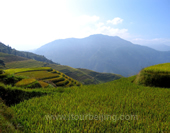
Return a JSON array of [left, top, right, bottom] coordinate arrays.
[[0, 43, 121, 84], [35, 34, 170, 77], [141, 44, 170, 51]]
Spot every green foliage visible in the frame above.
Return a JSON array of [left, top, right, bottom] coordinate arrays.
[[0, 42, 58, 64], [144, 63, 170, 73], [4, 67, 52, 74], [78, 68, 123, 83], [55, 79, 69, 86], [15, 78, 37, 86], [0, 98, 21, 133], [134, 63, 170, 88], [0, 73, 24, 86], [0, 83, 47, 106], [48, 76, 65, 83], [38, 81, 49, 88], [15, 70, 60, 80], [10, 76, 170, 132], [5, 59, 44, 68], [0, 69, 4, 74], [4, 59, 121, 85], [3, 67, 82, 88], [15, 79, 42, 88]]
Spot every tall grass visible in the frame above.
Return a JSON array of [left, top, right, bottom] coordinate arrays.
[[3, 67, 82, 88], [16, 71, 60, 80], [144, 63, 170, 73], [11, 76, 170, 132], [15, 78, 37, 86], [135, 63, 170, 87]]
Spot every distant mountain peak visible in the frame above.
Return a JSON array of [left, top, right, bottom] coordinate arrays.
[[88, 34, 120, 38]]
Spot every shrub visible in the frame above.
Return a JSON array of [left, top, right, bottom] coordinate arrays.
[[0, 69, 4, 74], [0, 73, 24, 86]]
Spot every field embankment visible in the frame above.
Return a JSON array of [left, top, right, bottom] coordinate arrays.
[[134, 63, 170, 88]]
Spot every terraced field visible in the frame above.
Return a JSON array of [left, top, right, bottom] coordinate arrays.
[[134, 63, 170, 88], [0, 63, 170, 132], [2, 67, 82, 88], [5, 59, 122, 85]]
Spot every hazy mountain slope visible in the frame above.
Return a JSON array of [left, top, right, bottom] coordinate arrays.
[[141, 44, 170, 51], [0, 52, 121, 84], [0, 42, 57, 64], [35, 34, 170, 77], [77, 68, 123, 83]]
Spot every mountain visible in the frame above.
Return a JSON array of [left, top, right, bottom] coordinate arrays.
[[35, 34, 170, 77], [0, 42, 57, 64], [141, 44, 170, 51]]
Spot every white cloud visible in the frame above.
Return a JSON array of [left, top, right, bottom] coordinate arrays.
[[131, 38, 170, 45], [92, 24, 128, 38], [107, 17, 123, 25]]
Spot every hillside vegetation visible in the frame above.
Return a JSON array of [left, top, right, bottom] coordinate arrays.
[[0, 63, 170, 132], [134, 63, 170, 88], [2, 76, 169, 132], [0, 98, 20, 132], [77, 68, 122, 83], [4, 58, 122, 85], [0, 42, 57, 64], [1, 67, 81, 89]]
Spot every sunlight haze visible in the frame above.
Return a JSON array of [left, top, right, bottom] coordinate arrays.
[[0, 0, 170, 50]]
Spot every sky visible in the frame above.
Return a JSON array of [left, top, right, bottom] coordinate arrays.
[[0, 0, 170, 50]]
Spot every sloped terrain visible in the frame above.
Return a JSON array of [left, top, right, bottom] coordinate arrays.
[[77, 68, 123, 83], [9, 76, 170, 132], [4, 59, 122, 85], [0, 48, 122, 85], [35, 34, 170, 77], [0, 64, 170, 132], [134, 63, 170, 88], [3, 67, 82, 88], [0, 42, 57, 64]]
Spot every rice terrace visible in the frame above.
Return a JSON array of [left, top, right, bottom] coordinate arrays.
[[0, 63, 170, 132], [0, 1, 170, 132]]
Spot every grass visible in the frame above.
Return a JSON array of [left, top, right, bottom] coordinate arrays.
[[5, 59, 122, 85], [55, 79, 69, 86], [10, 76, 170, 132], [78, 68, 123, 83], [5, 59, 45, 69], [0, 98, 20, 133], [15, 78, 36, 86], [134, 63, 170, 88], [4, 67, 52, 74], [15, 71, 60, 80], [144, 63, 170, 73], [38, 81, 49, 88], [48, 76, 65, 83], [0, 52, 28, 63], [2, 67, 82, 88]]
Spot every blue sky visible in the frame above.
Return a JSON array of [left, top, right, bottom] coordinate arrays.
[[0, 0, 170, 50]]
